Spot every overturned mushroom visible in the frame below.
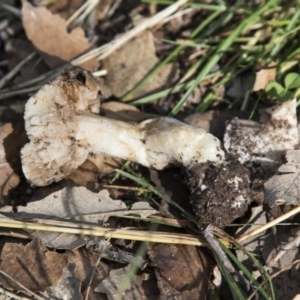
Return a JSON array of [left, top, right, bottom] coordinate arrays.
[[21, 68, 225, 186], [21, 69, 252, 229]]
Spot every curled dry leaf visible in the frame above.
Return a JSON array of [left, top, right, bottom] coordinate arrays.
[[265, 150, 300, 207], [224, 99, 298, 165], [22, 0, 98, 70], [102, 31, 178, 100]]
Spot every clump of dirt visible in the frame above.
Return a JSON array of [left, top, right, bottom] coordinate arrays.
[[185, 162, 252, 228]]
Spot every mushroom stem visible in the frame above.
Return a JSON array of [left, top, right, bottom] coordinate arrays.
[[76, 114, 225, 169], [76, 113, 149, 166]]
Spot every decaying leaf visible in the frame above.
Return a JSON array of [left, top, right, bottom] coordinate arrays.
[[253, 62, 277, 91], [148, 244, 212, 299], [22, 0, 98, 70], [235, 206, 267, 269], [43, 262, 82, 300], [0, 187, 157, 248], [90, 240, 147, 269], [1, 187, 157, 223], [94, 265, 149, 299], [102, 31, 178, 100], [261, 226, 300, 299], [265, 150, 300, 207], [0, 238, 108, 298], [224, 99, 298, 165]]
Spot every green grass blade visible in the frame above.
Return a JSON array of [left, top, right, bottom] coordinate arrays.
[[169, 0, 279, 116]]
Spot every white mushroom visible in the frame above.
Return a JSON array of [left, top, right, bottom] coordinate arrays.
[[21, 69, 225, 186]]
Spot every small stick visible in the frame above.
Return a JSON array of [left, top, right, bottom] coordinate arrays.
[[204, 225, 236, 273], [204, 224, 256, 297]]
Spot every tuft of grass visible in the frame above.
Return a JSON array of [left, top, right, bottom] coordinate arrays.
[[125, 0, 300, 115]]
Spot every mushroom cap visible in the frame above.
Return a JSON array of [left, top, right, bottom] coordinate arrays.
[[21, 69, 106, 186]]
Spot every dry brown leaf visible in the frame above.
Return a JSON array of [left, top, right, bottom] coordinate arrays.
[[148, 244, 212, 299], [43, 262, 82, 300], [102, 31, 178, 100], [0, 238, 108, 298], [253, 62, 277, 92], [48, 0, 85, 19], [0, 238, 69, 292], [0, 123, 27, 206], [21, 0, 98, 70]]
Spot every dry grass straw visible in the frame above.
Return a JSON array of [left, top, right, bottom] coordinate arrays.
[[0, 214, 233, 247], [237, 204, 300, 243], [72, 0, 189, 65]]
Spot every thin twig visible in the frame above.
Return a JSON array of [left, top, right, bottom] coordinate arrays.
[[204, 225, 235, 273], [0, 86, 43, 100], [204, 224, 256, 297], [85, 252, 102, 300], [67, 0, 99, 30]]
